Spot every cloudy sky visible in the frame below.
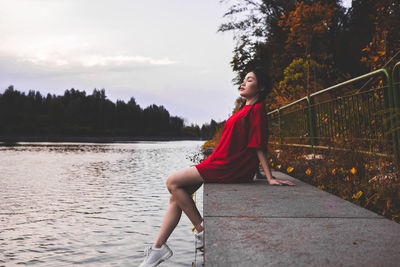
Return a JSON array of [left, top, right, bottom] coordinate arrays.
[[0, 0, 352, 127]]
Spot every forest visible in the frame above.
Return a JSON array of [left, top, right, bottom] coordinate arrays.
[[218, 0, 399, 112], [0, 86, 219, 139]]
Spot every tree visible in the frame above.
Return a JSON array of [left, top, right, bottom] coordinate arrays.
[[278, 1, 337, 93], [360, 0, 400, 70], [278, 1, 337, 58], [278, 58, 323, 103]]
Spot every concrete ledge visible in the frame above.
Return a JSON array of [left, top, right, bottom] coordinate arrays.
[[203, 171, 400, 267]]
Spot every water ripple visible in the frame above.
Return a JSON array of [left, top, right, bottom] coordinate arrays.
[[0, 141, 204, 266]]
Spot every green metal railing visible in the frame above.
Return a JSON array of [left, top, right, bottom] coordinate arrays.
[[391, 61, 400, 162], [267, 61, 400, 165]]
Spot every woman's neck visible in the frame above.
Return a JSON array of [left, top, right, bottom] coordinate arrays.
[[245, 96, 259, 105]]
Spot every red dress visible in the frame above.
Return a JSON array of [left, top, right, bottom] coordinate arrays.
[[194, 102, 268, 183]]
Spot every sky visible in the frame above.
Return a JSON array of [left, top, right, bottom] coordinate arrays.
[[0, 0, 352, 127]]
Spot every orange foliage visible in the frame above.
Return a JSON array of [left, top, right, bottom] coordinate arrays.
[[278, 1, 337, 54], [360, 0, 399, 70]]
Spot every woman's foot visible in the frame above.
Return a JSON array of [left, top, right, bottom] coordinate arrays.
[[139, 243, 173, 267]]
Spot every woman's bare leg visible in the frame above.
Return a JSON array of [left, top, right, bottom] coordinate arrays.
[[152, 195, 182, 248], [152, 166, 204, 248], [166, 166, 204, 229]]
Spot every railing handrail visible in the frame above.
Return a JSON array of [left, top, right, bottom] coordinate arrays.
[[267, 67, 391, 116]]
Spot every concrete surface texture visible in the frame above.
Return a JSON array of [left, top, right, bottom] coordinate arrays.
[[203, 170, 400, 267]]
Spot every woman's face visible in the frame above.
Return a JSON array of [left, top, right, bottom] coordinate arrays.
[[239, 72, 261, 99]]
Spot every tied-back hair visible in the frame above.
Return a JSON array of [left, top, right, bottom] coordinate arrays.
[[238, 67, 273, 142]]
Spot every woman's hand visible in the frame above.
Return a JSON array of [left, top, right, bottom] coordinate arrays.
[[268, 178, 295, 186], [256, 150, 295, 186]]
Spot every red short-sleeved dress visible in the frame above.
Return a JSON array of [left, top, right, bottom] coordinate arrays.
[[194, 102, 268, 183]]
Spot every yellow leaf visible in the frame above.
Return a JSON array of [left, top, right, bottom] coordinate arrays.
[[377, 50, 385, 56], [277, 164, 281, 169], [287, 166, 294, 173], [352, 191, 363, 199], [305, 168, 311, 175], [350, 167, 356, 175], [332, 168, 336, 175]]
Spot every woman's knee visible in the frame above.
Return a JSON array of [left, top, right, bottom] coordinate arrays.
[[165, 167, 204, 193], [166, 172, 178, 193]]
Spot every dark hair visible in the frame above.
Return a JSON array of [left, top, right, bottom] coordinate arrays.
[[238, 67, 272, 139]]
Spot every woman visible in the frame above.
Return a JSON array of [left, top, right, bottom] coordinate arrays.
[[139, 68, 295, 267]]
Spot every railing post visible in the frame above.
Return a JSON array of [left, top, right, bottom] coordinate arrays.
[[391, 62, 400, 166], [380, 67, 398, 165], [277, 108, 281, 150], [306, 95, 317, 154]]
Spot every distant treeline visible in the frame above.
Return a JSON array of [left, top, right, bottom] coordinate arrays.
[[0, 86, 221, 139]]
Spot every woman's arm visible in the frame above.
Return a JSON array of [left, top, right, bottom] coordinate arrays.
[[255, 148, 273, 183], [255, 149, 295, 186]]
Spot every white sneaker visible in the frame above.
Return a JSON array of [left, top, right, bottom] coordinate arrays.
[[138, 243, 173, 267], [194, 229, 204, 250]]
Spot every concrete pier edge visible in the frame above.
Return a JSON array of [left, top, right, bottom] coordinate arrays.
[[203, 170, 400, 267]]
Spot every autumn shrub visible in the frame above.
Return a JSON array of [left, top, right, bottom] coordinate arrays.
[[267, 139, 400, 223]]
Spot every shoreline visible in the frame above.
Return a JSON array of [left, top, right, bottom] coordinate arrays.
[[0, 135, 206, 144]]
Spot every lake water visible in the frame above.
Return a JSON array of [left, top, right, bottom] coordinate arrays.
[[0, 141, 205, 266]]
